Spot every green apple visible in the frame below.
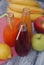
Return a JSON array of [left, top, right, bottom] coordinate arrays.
[[32, 34, 44, 51]]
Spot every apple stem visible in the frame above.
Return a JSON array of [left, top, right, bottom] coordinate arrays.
[[38, 35, 42, 40], [16, 25, 23, 40]]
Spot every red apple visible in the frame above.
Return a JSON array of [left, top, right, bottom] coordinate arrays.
[[3, 18, 20, 47], [34, 16, 44, 33]]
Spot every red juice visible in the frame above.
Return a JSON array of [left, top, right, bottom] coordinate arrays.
[[15, 24, 31, 56]]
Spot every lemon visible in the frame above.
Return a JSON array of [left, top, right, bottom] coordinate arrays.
[[0, 43, 12, 60]]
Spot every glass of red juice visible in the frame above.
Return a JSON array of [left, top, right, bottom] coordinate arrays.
[[15, 24, 31, 56]]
